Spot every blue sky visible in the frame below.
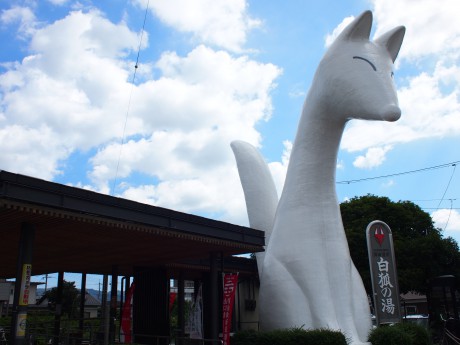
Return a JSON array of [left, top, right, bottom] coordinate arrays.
[[1, 0, 459, 289]]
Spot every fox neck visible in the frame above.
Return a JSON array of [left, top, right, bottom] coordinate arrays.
[[279, 89, 346, 209]]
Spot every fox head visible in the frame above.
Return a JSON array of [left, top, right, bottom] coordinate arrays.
[[312, 11, 405, 123]]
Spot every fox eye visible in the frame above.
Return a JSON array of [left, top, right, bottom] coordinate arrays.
[[391, 71, 394, 78], [353, 56, 377, 71]]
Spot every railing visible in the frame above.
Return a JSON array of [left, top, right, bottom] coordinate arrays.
[[441, 318, 460, 345], [3, 317, 227, 345], [172, 336, 222, 345], [133, 334, 222, 345], [236, 321, 259, 332], [24, 317, 105, 345], [13, 319, 224, 345], [0, 327, 9, 345]]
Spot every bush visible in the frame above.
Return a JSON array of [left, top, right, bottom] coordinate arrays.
[[232, 330, 259, 345], [231, 328, 347, 345], [368, 322, 432, 345]]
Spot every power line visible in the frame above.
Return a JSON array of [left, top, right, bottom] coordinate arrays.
[[436, 163, 457, 210], [411, 163, 458, 231], [421, 200, 458, 231], [337, 160, 459, 184], [411, 198, 458, 202], [420, 198, 458, 210], [444, 199, 454, 231], [110, 0, 150, 196], [422, 208, 460, 210]]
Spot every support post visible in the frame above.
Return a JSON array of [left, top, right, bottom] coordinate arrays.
[[100, 275, 109, 345], [177, 272, 185, 345], [237, 280, 241, 331], [79, 273, 87, 332], [133, 268, 169, 345], [125, 277, 131, 296], [10, 222, 35, 345], [53, 272, 64, 345], [109, 266, 118, 344], [210, 252, 219, 344], [119, 277, 125, 342]]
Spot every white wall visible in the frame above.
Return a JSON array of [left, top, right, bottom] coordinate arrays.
[[234, 278, 259, 331]]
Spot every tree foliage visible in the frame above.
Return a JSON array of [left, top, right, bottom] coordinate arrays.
[[40, 280, 80, 317], [340, 194, 460, 294]]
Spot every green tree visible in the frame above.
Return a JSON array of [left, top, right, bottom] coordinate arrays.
[[340, 194, 460, 294], [40, 280, 80, 318]]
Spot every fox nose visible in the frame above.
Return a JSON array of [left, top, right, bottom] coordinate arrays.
[[382, 104, 401, 122]]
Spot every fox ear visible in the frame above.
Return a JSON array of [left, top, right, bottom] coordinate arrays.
[[337, 10, 372, 41], [375, 26, 406, 62]]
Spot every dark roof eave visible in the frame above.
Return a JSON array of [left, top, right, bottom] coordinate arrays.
[[0, 170, 264, 247]]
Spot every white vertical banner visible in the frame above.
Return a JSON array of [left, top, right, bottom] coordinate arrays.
[[367, 220, 402, 325], [189, 284, 203, 339]]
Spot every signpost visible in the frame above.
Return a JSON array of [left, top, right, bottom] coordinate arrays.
[[11, 223, 35, 345], [366, 220, 401, 325]]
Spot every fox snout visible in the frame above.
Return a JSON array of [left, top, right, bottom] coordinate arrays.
[[381, 104, 401, 122]]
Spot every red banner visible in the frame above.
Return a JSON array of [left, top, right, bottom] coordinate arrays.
[[222, 273, 238, 345], [121, 282, 135, 343], [169, 292, 177, 312]]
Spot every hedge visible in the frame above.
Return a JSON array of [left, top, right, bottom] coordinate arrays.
[[232, 322, 431, 345], [368, 322, 432, 345], [231, 328, 348, 345]]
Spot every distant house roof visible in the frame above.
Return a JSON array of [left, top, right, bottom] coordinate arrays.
[[36, 292, 101, 308], [1, 281, 44, 286], [401, 292, 426, 302], [84, 292, 100, 306]]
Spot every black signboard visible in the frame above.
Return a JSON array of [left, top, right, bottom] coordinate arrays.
[[366, 220, 401, 325]]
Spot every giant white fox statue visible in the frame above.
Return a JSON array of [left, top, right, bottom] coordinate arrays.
[[231, 11, 405, 345]]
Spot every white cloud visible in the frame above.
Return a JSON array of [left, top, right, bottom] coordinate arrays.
[[88, 46, 281, 193], [146, 45, 280, 130], [47, 0, 69, 5], [353, 146, 392, 169], [120, 166, 248, 225], [432, 209, 460, 237], [0, 5, 281, 223], [30, 9, 143, 60], [136, 0, 261, 52], [381, 179, 395, 188], [0, 9, 146, 179], [371, 0, 460, 62], [0, 124, 68, 180], [336, 159, 345, 170], [288, 83, 306, 99], [398, 69, 460, 136], [0, 6, 38, 38]]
